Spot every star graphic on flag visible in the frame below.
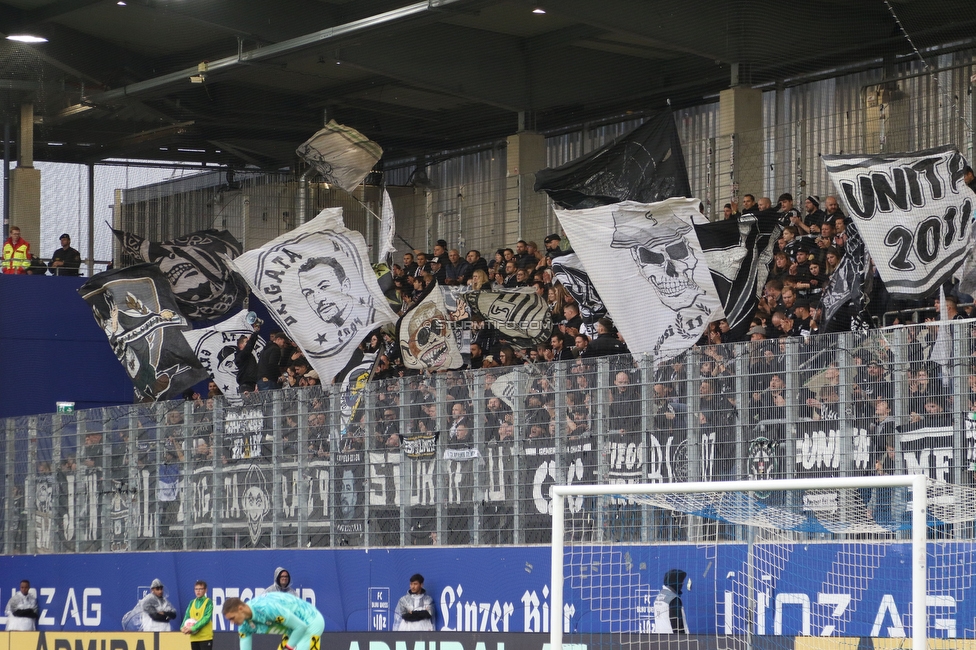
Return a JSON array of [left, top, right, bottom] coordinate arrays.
[[316, 333, 328, 344]]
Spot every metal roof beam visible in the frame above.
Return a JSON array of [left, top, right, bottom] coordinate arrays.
[[85, 0, 486, 105]]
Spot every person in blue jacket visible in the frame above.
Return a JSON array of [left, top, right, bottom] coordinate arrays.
[[222, 593, 324, 650]]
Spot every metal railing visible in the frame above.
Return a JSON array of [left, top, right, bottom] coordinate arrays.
[[2, 319, 974, 553]]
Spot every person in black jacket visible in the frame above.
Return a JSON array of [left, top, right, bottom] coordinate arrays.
[[235, 323, 261, 393], [581, 318, 628, 358], [49, 233, 82, 276], [257, 331, 287, 390]]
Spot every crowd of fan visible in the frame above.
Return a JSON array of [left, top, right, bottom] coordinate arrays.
[[191, 232, 623, 403], [383, 233, 627, 369], [376, 190, 974, 375], [28, 196, 976, 549], [725, 190, 975, 345], [198, 190, 975, 475], [192, 187, 976, 402]]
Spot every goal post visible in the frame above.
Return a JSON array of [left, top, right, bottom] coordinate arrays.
[[551, 475, 929, 650]]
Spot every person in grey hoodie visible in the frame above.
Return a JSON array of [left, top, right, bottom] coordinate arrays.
[[140, 579, 178, 632], [266, 567, 297, 595]]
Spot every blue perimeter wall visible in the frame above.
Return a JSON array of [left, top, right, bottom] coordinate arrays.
[[0, 275, 276, 418], [0, 275, 133, 417], [0, 543, 969, 638]]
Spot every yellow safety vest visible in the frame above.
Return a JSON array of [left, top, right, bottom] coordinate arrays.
[[2, 239, 30, 273]]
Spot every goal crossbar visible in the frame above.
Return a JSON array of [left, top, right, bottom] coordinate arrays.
[[550, 475, 928, 650]]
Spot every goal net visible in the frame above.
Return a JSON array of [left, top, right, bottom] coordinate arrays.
[[551, 476, 976, 650]]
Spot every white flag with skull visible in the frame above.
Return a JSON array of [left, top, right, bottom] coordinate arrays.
[[554, 198, 722, 360], [231, 207, 399, 383]]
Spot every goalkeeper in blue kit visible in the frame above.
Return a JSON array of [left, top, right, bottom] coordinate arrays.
[[223, 593, 324, 650]]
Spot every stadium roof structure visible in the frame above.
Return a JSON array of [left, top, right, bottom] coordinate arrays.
[[0, 0, 974, 169]]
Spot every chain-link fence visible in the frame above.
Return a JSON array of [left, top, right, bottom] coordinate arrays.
[[3, 318, 974, 553]]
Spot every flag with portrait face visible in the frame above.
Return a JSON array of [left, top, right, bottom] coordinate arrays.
[[111, 227, 246, 321], [554, 198, 722, 360], [182, 310, 266, 405], [79, 263, 208, 401], [231, 207, 399, 384]]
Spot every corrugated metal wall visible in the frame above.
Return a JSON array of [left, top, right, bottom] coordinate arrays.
[[357, 48, 976, 252], [119, 47, 976, 258], [675, 104, 720, 214], [758, 50, 976, 203]]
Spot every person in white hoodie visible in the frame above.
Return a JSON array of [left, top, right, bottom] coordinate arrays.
[[394, 574, 434, 631]]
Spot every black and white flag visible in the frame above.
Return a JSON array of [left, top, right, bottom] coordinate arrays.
[[373, 262, 403, 314], [339, 351, 376, 436], [462, 289, 552, 351], [535, 110, 690, 210], [296, 121, 383, 193], [819, 219, 872, 331], [397, 282, 466, 371], [182, 310, 266, 405], [231, 207, 399, 383], [110, 227, 246, 321], [490, 368, 523, 411], [378, 188, 397, 260], [401, 433, 437, 459], [645, 430, 689, 483], [333, 451, 366, 537], [555, 198, 722, 360], [695, 210, 782, 340], [79, 264, 208, 401], [823, 145, 975, 297], [551, 252, 607, 337]]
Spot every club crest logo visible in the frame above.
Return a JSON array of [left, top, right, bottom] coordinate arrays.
[[748, 436, 779, 499]]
